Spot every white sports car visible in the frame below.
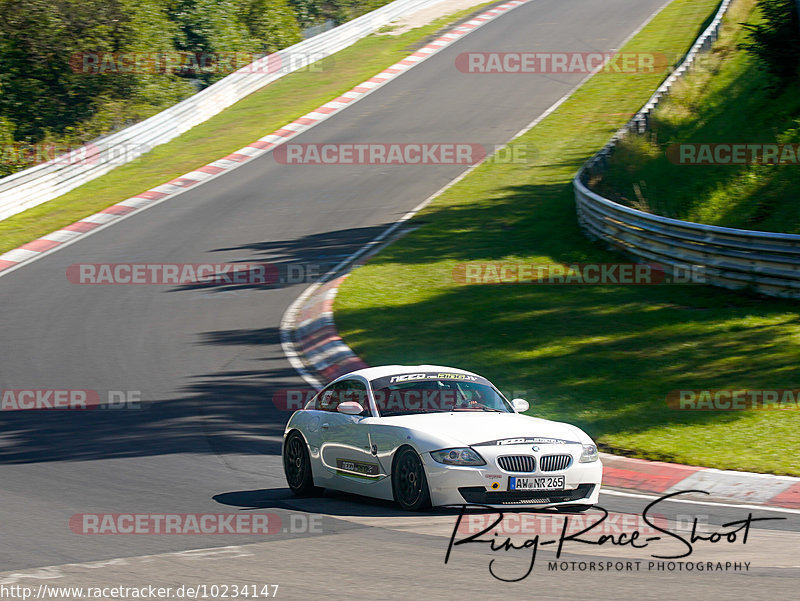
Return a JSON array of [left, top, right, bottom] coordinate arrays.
[[282, 365, 602, 510]]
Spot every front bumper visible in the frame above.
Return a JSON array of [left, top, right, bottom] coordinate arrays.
[[422, 446, 602, 508], [456, 483, 597, 506]]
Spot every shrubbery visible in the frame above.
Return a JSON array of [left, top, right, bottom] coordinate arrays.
[[741, 0, 800, 81]]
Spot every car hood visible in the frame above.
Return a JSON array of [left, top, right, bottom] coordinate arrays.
[[375, 411, 588, 447]]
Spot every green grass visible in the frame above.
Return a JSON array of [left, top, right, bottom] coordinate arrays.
[[335, 0, 800, 476], [0, 1, 496, 255], [593, 0, 800, 233]]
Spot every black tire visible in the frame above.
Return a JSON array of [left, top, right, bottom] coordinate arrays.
[[392, 446, 431, 511], [283, 431, 321, 497], [555, 504, 594, 513]]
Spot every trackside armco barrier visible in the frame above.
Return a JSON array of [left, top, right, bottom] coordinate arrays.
[[574, 0, 800, 299], [0, 0, 435, 221]]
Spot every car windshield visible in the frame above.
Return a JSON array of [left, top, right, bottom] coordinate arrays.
[[369, 372, 512, 416]]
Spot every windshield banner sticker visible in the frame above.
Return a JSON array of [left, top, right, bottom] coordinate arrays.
[[473, 437, 580, 446]]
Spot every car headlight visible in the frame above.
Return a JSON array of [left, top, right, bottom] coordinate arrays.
[[580, 444, 599, 463], [430, 448, 486, 466]]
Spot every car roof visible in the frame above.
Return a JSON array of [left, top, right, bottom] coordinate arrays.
[[336, 364, 484, 382]]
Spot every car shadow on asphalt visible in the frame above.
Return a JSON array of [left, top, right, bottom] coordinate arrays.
[[0, 353, 296, 464], [213, 487, 567, 517], [214, 487, 445, 517]]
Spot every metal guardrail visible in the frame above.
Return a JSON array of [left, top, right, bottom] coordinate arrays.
[[574, 0, 800, 299], [0, 0, 435, 221]]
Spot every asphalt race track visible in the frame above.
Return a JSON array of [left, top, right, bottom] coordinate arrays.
[[1, 0, 798, 599]]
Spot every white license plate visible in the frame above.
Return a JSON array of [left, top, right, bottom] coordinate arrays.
[[510, 476, 565, 491]]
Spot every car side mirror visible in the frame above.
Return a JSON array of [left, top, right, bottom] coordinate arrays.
[[511, 398, 529, 413], [337, 401, 364, 415]]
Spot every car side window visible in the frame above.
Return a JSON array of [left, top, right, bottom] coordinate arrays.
[[315, 379, 370, 415], [315, 386, 338, 412], [342, 380, 370, 416]]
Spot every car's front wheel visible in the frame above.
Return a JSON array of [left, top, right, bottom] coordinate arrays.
[[392, 446, 431, 511], [283, 431, 321, 497]]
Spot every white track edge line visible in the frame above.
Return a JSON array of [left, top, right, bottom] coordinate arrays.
[[601, 489, 800, 515]]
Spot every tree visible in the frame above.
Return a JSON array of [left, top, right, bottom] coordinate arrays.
[[741, 0, 800, 82], [0, 0, 192, 143], [243, 0, 302, 53], [167, 0, 300, 84]]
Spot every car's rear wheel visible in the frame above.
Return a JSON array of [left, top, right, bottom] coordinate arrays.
[[392, 446, 431, 511], [283, 431, 321, 496]]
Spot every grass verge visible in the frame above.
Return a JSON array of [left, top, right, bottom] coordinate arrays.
[[335, 0, 800, 476], [593, 0, 800, 233], [0, 1, 496, 255]]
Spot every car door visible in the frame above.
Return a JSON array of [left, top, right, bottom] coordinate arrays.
[[317, 379, 382, 486]]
